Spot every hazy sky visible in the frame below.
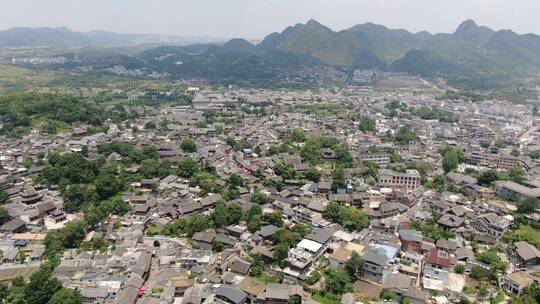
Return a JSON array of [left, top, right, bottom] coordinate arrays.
[[1, 0, 540, 39]]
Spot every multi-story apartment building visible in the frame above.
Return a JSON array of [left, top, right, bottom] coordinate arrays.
[[360, 152, 391, 166], [378, 169, 421, 189]]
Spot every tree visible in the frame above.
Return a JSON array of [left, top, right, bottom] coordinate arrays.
[[226, 136, 236, 148], [306, 271, 322, 285], [63, 184, 96, 213], [180, 139, 197, 153], [0, 207, 12, 225], [251, 192, 269, 205], [139, 159, 163, 179], [95, 174, 122, 200], [212, 241, 224, 252], [344, 251, 364, 281], [0, 284, 8, 303], [228, 173, 243, 189], [16, 251, 26, 264], [443, 149, 460, 173], [478, 170, 499, 186], [411, 220, 453, 240], [264, 212, 283, 227], [189, 171, 217, 191], [250, 254, 264, 277], [390, 151, 402, 163], [273, 243, 289, 267], [144, 121, 156, 129], [273, 162, 296, 179], [362, 161, 379, 179], [177, 157, 200, 178], [324, 203, 368, 232], [509, 166, 526, 184], [334, 144, 354, 167], [324, 202, 342, 224], [248, 215, 262, 233], [359, 116, 376, 132], [248, 205, 262, 220], [432, 175, 446, 191], [291, 128, 306, 142], [455, 264, 465, 274], [212, 202, 229, 228], [481, 140, 492, 149], [518, 197, 539, 214], [227, 203, 243, 225], [323, 269, 352, 295], [304, 167, 321, 182], [159, 119, 169, 130], [382, 291, 397, 300], [288, 295, 301, 304], [476, 249, 508, 272], [340, 206, 369, 232], [48, 288, 82, 304], [494, 139, 507, 149], [24, 263, 62, 304], [470, 266, 485, 280], [395, 126, 417, 144], [0, 189, 9, 205], [185, 214, 209, 237], [332, 167, 347, 189]]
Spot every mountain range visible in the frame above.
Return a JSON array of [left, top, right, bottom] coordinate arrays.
[[4, 20, 540, 89], [135, 19, 540, 88], [0, 27, 221, 47]]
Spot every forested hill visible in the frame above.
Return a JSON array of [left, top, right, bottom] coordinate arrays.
[[138, 19, 540, 89], [6, 20, 540, 89]]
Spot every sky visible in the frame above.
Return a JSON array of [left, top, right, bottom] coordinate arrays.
[[1, 0, 540, 40]]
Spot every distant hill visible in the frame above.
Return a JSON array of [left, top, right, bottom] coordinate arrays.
[[0, 27, 222, 47], [8, 21, 540, 89], [200, 19, 540, 88]]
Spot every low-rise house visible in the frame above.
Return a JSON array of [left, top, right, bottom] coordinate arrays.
[[383, 272, 420, 302], [192, 231, 215, 250], [178, 250, 213, 270], [501, 271, 535, 295], [513, 241, 540, 268], [352, 280, 382, 299], [424, 249, 452, 271], [456, 247, 475, 263], [214, 285, 247, 304], [229, 259, 251, 276], [399, 229, 422, 253], [252, 225, 278, 244], [0, 218, 27, 234], [262, 283, 307, 304], [471, 213, 512, 239], [379, 202, 399, 218], [171, 277, 195, 296], [292, 206, 322, 224], [363, 244, 398, 283], [436, 239, 457, 253], [226, 224, 247, 239], [437, 214, 464, 229], [446, 172, 478, 186], [237, 277, 267, 304], [215, 234, 237, 248], [329, 247, 352, 269], [495, 180, 540, 200]]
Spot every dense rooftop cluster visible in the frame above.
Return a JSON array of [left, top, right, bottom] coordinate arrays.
[[0, 82, 539, 304]]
